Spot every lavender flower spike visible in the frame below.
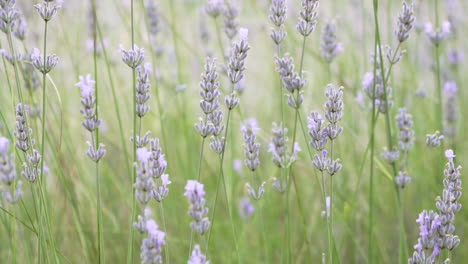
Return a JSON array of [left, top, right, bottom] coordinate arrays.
[[223, 3, 239, 40], [185, 180, 210, 235], [205, 0, 224, 18], [269, 0, 287, 45], [140, 219, 166, 264], [297, 0, 319, 37], [0, 136, 22, 204], [34, 1, 60, 22], [321, 20, 343, 63], [424, 21, 451, 46], [31, 48, 59, 74], [77, 74, 101, 132], [426, 131, 444, 147], [188, 244, 210, 264], [241, 119, 260, 172], [136, 63, 152, 117], [227, 27, 250, 85], [408, 210, 442, 264], [395, 1, 415, 43], [121, 44, 145, 69]]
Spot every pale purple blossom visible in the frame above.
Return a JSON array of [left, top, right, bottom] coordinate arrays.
[[239, 27, 249, 41], [239, 197, 255, 219], [188, 245, 209, 264], [0, 137, 9, 155], [76, 74, 95, 98]]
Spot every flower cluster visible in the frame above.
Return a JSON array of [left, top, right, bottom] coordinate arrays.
[[134, 138, 170, 205], [395, 1, 415, 43], [362, 53, 394, 114], [205, 0, 224, 18], [184, 180, 210, 235], [241, 119, 260, 172], [426, 131, 444, 148], [443, 81, 458, 138], [269, 122, 300, 193], [31, 47, 59, 74], [223, 3, 239, 40], [239, 197, 254, 220], [321, 20, 343, 64], [188, 245, 209, 264], [227, 28, 250, 86], [140, 217, 166, 264], [276, 54, 306, 109], [136, 63, 152, 117], [0, 0, 19, 34], [0, 137, 22, 204], [76, 74, 106, 163], [436, 150, 462, 251], [13, 104, 43, 183], [195, 58, 222, 139], [269, 0, 287, 45], [241, 119, 265, 200], [409, 150, 462, 263], [396, 108, 415, 153], [269, 123, 300, 169], [310, 85, 344, 176], [145, 0, 161, 41], [297, 0, 319, 37], [308, 112, 328, 151], [121, 44, 145, 69], [34, 0, 60, 22], [77, 74, 100, 132], [424, 21, 451, 46], [409, 210, 443, 264]]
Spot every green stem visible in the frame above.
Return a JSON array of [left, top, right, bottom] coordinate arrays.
[[95, 17, 131, 177], [159, 202, 169, 264], [91, 0, 104, 262], [126, 0, 137, 263], [205, 109, 241, 263]]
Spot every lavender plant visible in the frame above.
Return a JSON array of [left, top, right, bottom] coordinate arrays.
[[195, 57, 222, 181], [408, 149, 462, 263], [206, 28, 249, 261], [321, 20, 343, 65], [308, 84, 344, 263], [223, 2, 239, 41], [185, 180, 210, 235], [443, 81, 458, 139], [426, 131, 444, 148], [269, 0, 287, 123], [241, 119, 265, 200], [0, 136, 22, 204]]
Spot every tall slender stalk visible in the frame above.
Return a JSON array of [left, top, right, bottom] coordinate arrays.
[[368, 2, 379, 262], [371, 0, 407, 262], [91, 0, 104, 262], [126, 0, 137, 263], [205, 108, 241, 263]]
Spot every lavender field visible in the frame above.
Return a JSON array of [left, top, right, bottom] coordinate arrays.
[[0, 0, 466, 263]]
